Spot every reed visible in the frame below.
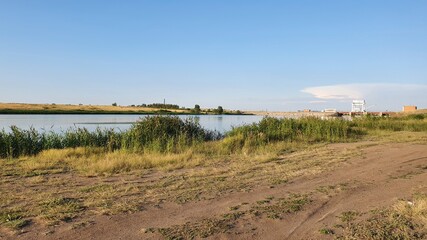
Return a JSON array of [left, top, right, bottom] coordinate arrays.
[[351, 115, 427, 132], [222, 117, 358, 153], [0, 116, 219, 158], [2, 114, 427, 159], [122, 116, 220, 153]]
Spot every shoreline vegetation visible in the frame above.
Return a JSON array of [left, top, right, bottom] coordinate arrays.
[[1, 113, 426, 161], [0, 103, 248, 115]]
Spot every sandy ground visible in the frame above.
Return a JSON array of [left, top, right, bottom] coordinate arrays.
[[1, 142, 426, 239]]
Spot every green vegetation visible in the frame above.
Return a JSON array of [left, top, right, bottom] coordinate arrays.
[[223, 117, 359, 154], [40, 197, 85, 225], [0, 210, 30, 230], [193, 104, 201, 114], [157, 217, 234, 239], [215, 106, 224, 114], [2, 114, 427, 160], [351, 114, 427, 132], [145, 103, 180, 109], [121, 116, 220, 153], [251, 194, 311, 219], [0, 116, 219, 158], [319, 228, 334, 235]]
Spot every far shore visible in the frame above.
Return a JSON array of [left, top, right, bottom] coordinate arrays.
[[0, 103, 250, 115], [1, 103, 425, 117]]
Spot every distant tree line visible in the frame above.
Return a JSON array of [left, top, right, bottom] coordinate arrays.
[[124, 103, 237, 115], [128, 103, 180, 109], [146, 103, 180, 109]]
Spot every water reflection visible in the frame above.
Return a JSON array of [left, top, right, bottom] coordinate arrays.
[[0, 114, 263, 133]]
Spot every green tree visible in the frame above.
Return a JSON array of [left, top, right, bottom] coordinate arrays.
[[194, 104, 201, 114], [217, 106, 224, 114], [112, 102, 117, 107]]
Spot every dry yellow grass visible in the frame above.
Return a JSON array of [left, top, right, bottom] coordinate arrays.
[[19, 147, 205, 176], [394, 195, 427, 228]]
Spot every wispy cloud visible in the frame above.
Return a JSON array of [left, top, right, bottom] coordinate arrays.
[[301, 83, 427, 111], [302, 83, 427, 100]]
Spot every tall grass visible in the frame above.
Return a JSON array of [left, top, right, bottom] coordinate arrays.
[[222, 117, 358, 153], [351, 115, 427, 132], [2, 114, 427, 159], [0, 116, 219, 159], [0, 127, 122, 158], [121, 116, 220, 153]]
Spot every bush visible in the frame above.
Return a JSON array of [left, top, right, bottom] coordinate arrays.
[[123, 116, 219, 153]]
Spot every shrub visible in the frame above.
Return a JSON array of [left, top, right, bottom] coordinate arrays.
[[123, 116, 219, 153]]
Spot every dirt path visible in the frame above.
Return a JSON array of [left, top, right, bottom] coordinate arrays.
[[3, 142, 427, 239]]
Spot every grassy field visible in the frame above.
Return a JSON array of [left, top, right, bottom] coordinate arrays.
[[1, 113, 427, 239]]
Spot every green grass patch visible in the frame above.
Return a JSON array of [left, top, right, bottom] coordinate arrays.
[[40, 197, 85, 224], [319, 228, 334, 235], [157, 217, 235, 239], [251, 194, 311, 220], [0, 210, 30, 230]]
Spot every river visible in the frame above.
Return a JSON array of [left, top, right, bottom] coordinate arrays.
[[0, 114, 264, 133]]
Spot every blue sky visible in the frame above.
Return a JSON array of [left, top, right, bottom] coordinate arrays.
[[1, 1, 426, 111]]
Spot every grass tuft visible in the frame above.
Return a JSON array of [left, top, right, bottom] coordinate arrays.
[[0, 210, 30, 230], [40, 197, 85, 224]]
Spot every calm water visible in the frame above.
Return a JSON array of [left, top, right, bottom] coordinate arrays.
[[0, 114, 264, 133]]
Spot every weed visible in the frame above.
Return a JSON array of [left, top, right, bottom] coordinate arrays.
[[339, 211, 359, 223], [252, 194, 311, 220], [319, 228, 334, 235], [40, 197, 85, 224], [0, 210, 30, 230], [157, 218, 234, 240]]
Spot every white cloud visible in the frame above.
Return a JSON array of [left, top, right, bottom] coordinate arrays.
[[302, 84, 362, 100], [302, 83, 427, 100], [301, 83, 427, 111]]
